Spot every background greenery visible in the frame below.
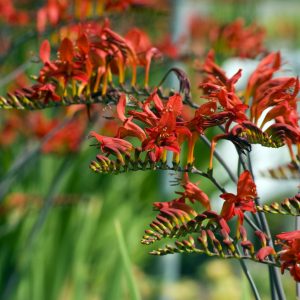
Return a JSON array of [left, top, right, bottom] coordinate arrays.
[[0, 0, 299, 299]]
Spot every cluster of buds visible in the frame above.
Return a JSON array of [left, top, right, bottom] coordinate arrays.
[[142, 171, 300, 280], [141, 171, 281, 264], [257, 194, 300, 216], [142, 171, 256, 243]]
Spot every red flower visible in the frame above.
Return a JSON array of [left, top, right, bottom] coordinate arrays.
[[199, 51, 248, 130], [105, 0, 154, 11], [276, 230, 300, 282], [190, 17, 265, 59], [26, 111, 86, 154], [39, 37, 89, 88], [256, 246, 276, 261], [245, 52, 281, 104], [0, 112, 23, 146], [200, 50, 232, 90], [277, 231, 300, 241], [89, 131, 133, 165], [218, 19, 265, 59], [128, 92, 160, 127], [176, 174, 211, 210], [251, 77, 299, 124], [142, 94, 191, 161], [116, 94, 146, 141], [155, 35, 179, 60], [125, 28, 161, 86], [220, 170, 257, 224]]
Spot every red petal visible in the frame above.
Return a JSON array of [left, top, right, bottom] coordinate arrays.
[[117, 94, 127, 122], [276, 230, 300, 241], [37, 8, 47, 33], [40, 40, 51, 64], [237, 170, 257, 200], [220, 199, 235, 220], [59, 38, 74, 63], [89, 131, 103, 143], [256, 246, 275, 261], [166, 93, 183, 116], [196, 101, 217, 116], [77, 34, 89, 54]]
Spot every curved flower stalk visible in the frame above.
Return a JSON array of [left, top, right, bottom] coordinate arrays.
[[141, 173, 282, 269], [256, 194, 300, 216]]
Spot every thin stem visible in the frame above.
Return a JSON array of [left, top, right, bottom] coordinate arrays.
[[237, 156, 242, 177], [200, 135, 237, 183], [239, 256, 261, 300], [235, 146, 248, 172], [247, 152, 286, 300], [244, 215, 263, 233], [191, 167, 226, 193]]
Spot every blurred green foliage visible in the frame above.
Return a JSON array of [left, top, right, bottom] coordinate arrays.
[[0, 1, 299, 299]]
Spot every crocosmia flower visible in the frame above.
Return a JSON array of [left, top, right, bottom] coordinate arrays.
[[220, 170, 257, 225], [276, 230, 300, 281]]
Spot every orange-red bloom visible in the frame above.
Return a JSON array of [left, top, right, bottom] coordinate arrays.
[[89, 131, 133, 164], [176, 174, 211, 210], [276, 230, 300, 281], [245, 52, 281, 105], [256, 246, 276, 261], [142, 94, 191, 161], [116, 94, 146, 141], [220, 170, 257, 224]]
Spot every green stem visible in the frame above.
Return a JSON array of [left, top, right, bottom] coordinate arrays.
[[239, 258, 261, 300], [247, 153, 286, 300]]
